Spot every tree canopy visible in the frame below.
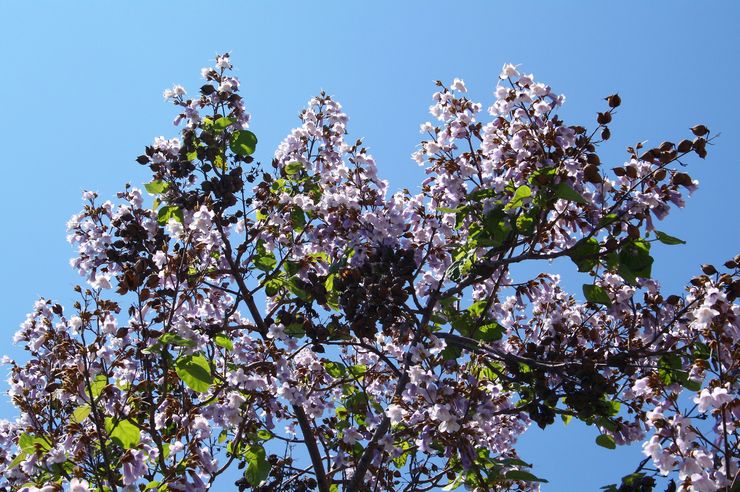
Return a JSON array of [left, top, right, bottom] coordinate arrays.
[[0, 54, 737, 492]]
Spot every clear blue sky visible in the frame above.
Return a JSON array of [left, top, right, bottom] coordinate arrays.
[[1, 1, 738, 490]]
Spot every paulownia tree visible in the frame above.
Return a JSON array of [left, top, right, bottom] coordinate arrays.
[[0, 54, 737, 492]]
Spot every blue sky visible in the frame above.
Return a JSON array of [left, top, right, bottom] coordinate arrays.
[[0, 1, 738, 490]]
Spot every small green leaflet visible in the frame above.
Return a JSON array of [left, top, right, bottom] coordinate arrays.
[[504, 470, 549, 483], [157, 205, 184, 225], [553, 182, 587, 204], [159, 332, 196, 347], [244, 444, 271, 486], [583, 284, 612, 306], [90, 374, 108, 399], [105, 418, 141, 449], [569, 237, 600, 272], [230, 130, 258, 156], [213, 117, 234, 131], [504, 185, 532, 210], [175, 353, 213, 393], [254, 242, 277, 272], [284, 161, 304, 175], [618, 239, 653, 283], [144, 180, 169, 195], [655, 230, 686, 245], [71, 404, 91, 424], [214, 334, 234, 351], [596, 434, 616, 449]]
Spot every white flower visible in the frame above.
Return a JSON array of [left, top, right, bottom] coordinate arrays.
[[430, 404, 460, 433], [533, 100, 550, 116], [342, 428, 363, 445], [215, 54, 231, 69], [69, 478, 91, 492], [163, 84, 186, 100], [500, 63, 520, 79], [694, 385, 733, 413], [189, 206, 214, 233], [693, 305, 719, 328], [451, 78, 467, 93], [152, 251, 167, 269], [386, 404, 405, 425]]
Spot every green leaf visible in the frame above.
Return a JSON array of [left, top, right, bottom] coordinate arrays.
[[393, 441, 413, 469], [323, 361, 346, 378], [18, 433, 35, 452], [504, 185, 532, 210], [175, 353, 213, 393], [440, 345, 462, 361], [105, 418, 141, 449], [159, 332, 196, 347], [655, 230, 686, 245], [244, 444, 271, 486], [230, 130, 258, 157], [71, 405, 91, 424], [569, 237, 600, 272], [213, 117, 234, 131], [694, 342, 711, 360], [144, 180, 169, 195], [254, 242, 277, 272], [553, 182, 587, 204], [595, 434, 616, 449], [597, 213, 619, 229], [349, 364, 368, 378], [618, 239, 653, 283], [265, 278, 283, 298], [515, 214, 535, 235], [214, 334, 233, 351], [505, 470, 548, 482], [8, 451, 28, 470], [90, 374, 108, 399], [284, 322, 305, 337], [467, 300, 488, 318], [442, 475, 465, 490], [284, 161, 304, 175], [561, 414, 573, 425], [476, 322, 504, 342], [583, 284, 612, 306], [157, 205, 183, 225], [481, 207, 512, 246], [291, 207, 306, 230], [256, 430, 272, 441]]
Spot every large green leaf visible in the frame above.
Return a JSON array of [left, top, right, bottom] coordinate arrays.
[[504, 185, 532, 210], [157, 205, 184, 225], [618, 239, 653, 283], [583, 284, 612, 306], [230, 130, 258, 156], [505, 470, 548, 482], [175, 353, 213, 393], [71, 405, 91, 424], [655, 230, 686, 245], [553, 182, 587, 204], [105, 418, 141, 449], [569, 237, 600, 272], [595, 434, 616, 450], [144, 180, 169, 195], [244, 444, 271, 486], [213, 117, 234, 131], [159, 332, 196, 347], [90, 374, 108, 399], [254, 242, 277, 272]]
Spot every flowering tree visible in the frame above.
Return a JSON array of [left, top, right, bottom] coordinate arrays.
[[0, 54, 737, 492]]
